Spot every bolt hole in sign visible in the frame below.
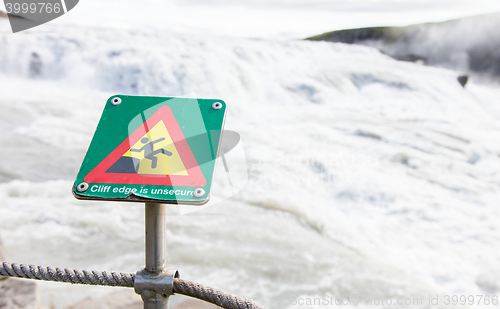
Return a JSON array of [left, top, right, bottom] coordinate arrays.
[[73, 96, 226, 205]]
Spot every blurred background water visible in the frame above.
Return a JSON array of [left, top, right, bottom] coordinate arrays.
[[0, 1, 500, 308]]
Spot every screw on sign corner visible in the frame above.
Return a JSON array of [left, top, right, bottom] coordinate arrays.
[[111, 97, 122, 105], [76, 182, 89, 192], [192, 188, 205, 198], [212, 102, 223, 110]]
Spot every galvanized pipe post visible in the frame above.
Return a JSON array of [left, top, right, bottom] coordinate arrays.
[[145, 203, 166, 275], [140, 202, 169, 309]]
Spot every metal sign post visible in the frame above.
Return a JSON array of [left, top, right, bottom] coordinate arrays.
[[134, 202, 176, 309], [134, 205, 180, 308], [145, 203, 166, 278], [144, 203, 167, 308]]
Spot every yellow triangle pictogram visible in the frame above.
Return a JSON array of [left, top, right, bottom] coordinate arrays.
[[122, 120, 188, 176]]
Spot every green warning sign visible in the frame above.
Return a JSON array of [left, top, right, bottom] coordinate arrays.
[[73, 95, 226, 205]]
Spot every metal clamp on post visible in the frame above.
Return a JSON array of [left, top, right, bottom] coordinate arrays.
[[134, 269, 179, 297]]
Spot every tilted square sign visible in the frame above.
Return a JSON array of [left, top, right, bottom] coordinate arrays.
[[73, 95, 226, 205]]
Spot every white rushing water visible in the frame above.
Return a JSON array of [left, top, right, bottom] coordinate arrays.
[[0, 9, 500, 309]]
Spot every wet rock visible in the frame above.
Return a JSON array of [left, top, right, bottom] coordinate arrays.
[[458, 75, 469, 87], [0, 237, 40, 309], [29, 53, 43, 78], [0, 279, 39, 309], [0, 238, 8, 281], [354, 129, 382, 140], [65, 290, 142, 309], [306, 12, 500, 81]]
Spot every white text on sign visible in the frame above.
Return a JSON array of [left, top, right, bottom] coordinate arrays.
[[90, 185, 194, 196]]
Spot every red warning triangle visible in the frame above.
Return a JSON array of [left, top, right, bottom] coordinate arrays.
[[84, 106, 206, 187]]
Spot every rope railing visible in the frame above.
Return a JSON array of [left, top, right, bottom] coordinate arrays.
[[0, 262, 134, 287], [0, 262, 267, 309]]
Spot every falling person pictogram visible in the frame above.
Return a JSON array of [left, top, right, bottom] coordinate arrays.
[[130, 137, 173, 169], [89, 106, 206, 185]]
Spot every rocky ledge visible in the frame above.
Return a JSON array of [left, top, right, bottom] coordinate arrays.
[[0, 237, 40, 309]]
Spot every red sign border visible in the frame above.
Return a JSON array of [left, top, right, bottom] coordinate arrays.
[[84, 106, 207, 187]]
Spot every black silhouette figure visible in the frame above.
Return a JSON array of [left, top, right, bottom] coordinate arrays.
[[130, 137, 172, 169]]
